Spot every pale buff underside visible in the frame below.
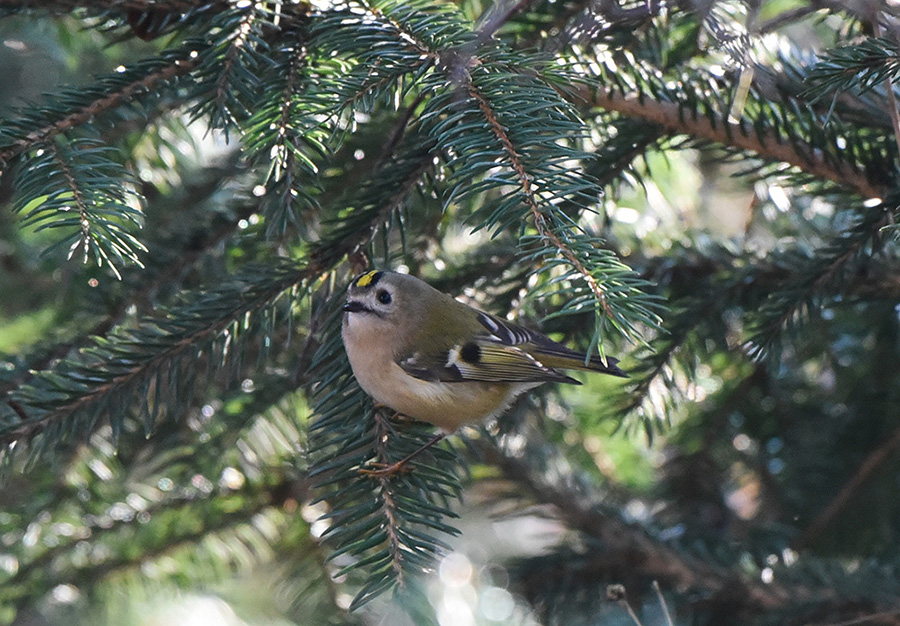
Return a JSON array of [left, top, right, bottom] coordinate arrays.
[[342, 313, 536, 431]]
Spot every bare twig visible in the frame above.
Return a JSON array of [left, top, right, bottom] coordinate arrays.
[[758, 5, 819, 34], [476, 0, 536, 42], [792, 421, 900, 550], [802, 609, 900, 626], [653, 580, 675, 626], [587, 86, 885, 199], [873, 18, 900, 164], [608, 584, 645, 626], [478, 440, 799, 611], [0, 56, 195, 168]]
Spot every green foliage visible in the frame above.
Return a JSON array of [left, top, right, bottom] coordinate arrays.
[[307, 294, 464, 610], [806, 37, 900, 99], [12, 137, 147, 276], [1, 1, 900, 625]]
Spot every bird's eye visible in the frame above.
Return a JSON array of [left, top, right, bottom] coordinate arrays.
[[377, 290, 392, 305]]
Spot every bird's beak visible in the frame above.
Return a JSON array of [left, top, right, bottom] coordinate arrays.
[[342, 301, 368, 313]]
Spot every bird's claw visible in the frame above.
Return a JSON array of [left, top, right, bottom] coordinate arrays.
[[358, 460, 412, 477]]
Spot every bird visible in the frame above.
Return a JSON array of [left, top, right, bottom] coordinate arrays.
[[341, 270, 626, 474]]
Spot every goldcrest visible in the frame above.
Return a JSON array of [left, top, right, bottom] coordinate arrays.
[[341, 270, 626, 432]]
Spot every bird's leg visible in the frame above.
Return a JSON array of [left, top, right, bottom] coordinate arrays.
[[359, 432, 447, 477], [372, 404, 416, 426]]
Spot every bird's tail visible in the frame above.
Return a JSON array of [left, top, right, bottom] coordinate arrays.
[[537, 348, 627, 378]]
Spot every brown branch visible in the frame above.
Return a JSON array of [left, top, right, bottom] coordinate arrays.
[[476, 0, 537, 43], [1, 148, 435, 453], [477, 440, 826, 613], [46, 140, 92, 259], [374, 91, 427, 170], [373, 410, 406, 584], [0, 55, 195, 168], [758, 5, 820, 33], [0, 271, 301, 448], [792, 421, 900, 550], [586, 86, 885, 199], [466, 83, 617, 321], [0, 0, 221, 9]]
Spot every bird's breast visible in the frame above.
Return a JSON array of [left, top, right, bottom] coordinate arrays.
[[342, 321, 531, 430]]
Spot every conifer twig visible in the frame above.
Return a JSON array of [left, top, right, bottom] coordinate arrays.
[[0, 56, 195, 168], [792, 422, 900, 550], [873, 18, 900, 162], [477, 440, 796, 611], [0, 0, 221, 9], [587, 86, 885, 199], [372, 410, 407, 585], [467, 84, 617, 322], [0, 205, 249, 396], [652, 580, 675, 626]]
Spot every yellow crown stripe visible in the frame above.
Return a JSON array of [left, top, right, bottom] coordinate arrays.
[[355, 270, 381, 288]]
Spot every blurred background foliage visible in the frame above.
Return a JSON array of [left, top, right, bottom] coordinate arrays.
[[1, 1, 900, 625]]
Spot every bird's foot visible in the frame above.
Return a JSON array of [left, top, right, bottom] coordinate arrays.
[[373, 405, 415, 424], [358, 460, 413, 477]]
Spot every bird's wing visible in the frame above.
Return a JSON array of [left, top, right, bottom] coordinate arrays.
[[397, 310, 599, 384], [398, 336, 580, 384], [475, 311, 626, 377]]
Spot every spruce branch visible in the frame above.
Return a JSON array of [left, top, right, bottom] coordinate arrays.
[[0, 188, 252, 397], [589, 86, 886, 199], [479, 440, 816, 613], [300, 124, 466, 608], [3, 121, 434, 458], [872, 26, 900, 162], [0, 0, 224, 10], [372, 411, 410, 587], [0, 260, 306, 452], [0, 52, 196, 168], [308, 296, 461, 610], [805, 37, 900, 102], [745, 203, 895, 359], [62, 500, 280, 590], [244, 32, 326, 240], [2, 366, 313, 610], [188, 5, 272, 131], [467, 83, 615, 322], [793, 421, 900, 550], [417, 43, 662, 345], [309, 0, 457, 119], [12, 137, 148, 276]]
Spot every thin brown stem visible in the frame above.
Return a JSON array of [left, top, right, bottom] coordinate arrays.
[[478, 440, 802, 611], [758, 5, 819, 33], [652, 580, 675, 626], [792, 421, 900, 550], [476, 0, 536, 42], [466, 84, 617, 321], [0, 56, 195, 168], [372, 409, 406, 583], [873, 19, 900, 163], [587, 86, 885, 199], [803, 610, 900, 626]]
